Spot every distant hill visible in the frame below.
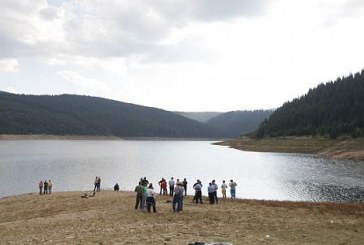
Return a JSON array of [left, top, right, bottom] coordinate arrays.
[[206, 110, 273, 138], [174, 111, 222, 123], [0, 92, 225, 138], [255, 70, 364, 139]]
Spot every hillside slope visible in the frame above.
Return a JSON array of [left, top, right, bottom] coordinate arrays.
[[255, 70, 364, 138], [207, 110, 273, 138], [174, 111, 221, 123], [0, 92, 224, 138]]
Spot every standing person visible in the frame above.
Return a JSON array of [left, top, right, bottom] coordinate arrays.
[[43, 180, 48, 195], [134, 182, 144, 210], [229, 179, 237, 199], [146, 183, 157, 213], [38, 180, 43, 195], [142, 177, 149, 186], [221, 180, 228, 199], [183, 178, 188, 196], [168, 177, 175, 196], [97, 177, 101, 192], [93, 177, 98, 191], [142, 182, 148, 211], [158, 178, 164, 195], [161, 178, 168, 195], [212, 180, 218, 204], [207, 183, 215, 204], [172, 182, 184, 212], [193, 180, 203, 204], [48, 180, 53, 194]]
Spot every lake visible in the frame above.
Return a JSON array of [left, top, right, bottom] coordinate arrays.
[[0, 140, 363, 202]]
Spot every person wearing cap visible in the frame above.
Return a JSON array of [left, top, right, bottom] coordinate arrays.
[[172, 181, 184, 212]]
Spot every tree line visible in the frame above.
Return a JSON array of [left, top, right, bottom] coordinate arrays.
[[0, 92, 225, 138], [253, 70, 364, 139]]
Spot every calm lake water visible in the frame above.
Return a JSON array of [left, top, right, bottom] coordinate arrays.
[[0, 140, 363, 202]]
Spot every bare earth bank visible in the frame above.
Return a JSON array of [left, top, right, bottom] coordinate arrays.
[[215, 137, 364, 161], [0, 191, 363, 244]]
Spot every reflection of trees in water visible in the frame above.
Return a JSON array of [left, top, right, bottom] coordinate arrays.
[[302, 183, 364, 202]]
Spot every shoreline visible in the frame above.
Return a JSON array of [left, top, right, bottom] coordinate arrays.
[[0, 134, 230, 141], [215, 137, 364, 161], [1, 190, 363, 244]]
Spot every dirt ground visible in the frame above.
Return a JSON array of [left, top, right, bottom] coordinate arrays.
[[1, 191, 363, 244]]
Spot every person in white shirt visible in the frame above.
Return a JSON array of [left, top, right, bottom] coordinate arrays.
[[221, 180, 228, 199], [146, 183, 157, 212], [168, 177, 175, 196]]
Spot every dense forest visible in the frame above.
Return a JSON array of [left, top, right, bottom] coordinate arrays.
[[206, 110, 273, 138], [254, 70, 364, 139], [0, 92, 225, 138]]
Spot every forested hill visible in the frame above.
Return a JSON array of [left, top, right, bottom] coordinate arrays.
[[0, 92, 225, 138], [255, 70, 364, 138], [206, 110, 273, 138]]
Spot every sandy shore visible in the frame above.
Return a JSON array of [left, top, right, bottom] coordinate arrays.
[[1, 191, 363, 244]]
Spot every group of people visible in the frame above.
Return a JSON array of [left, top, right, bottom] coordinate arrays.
[[134, 177, 238, 213], [134, 177, 157, 213], [158, 177, 188, 197], [38, 180, 53, 195]]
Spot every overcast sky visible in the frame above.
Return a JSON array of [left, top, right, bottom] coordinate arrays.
[[1, 0, 363, 112]]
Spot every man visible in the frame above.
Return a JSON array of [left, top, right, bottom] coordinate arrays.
[[212, 180, 218, 204], [183, 178, 188, 196], [168, 177, 175, 196], [193, 179, 203, 204], [173, 182, 184, 212], [207, 183, 215, 204], [134, 182, 144, 209], [221, 180, 228, 199], [229, 179, 237, 199]]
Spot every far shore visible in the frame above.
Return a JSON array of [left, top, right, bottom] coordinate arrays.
[[1, 190, 363, 244], [215, 136, 364, 161], [0, 134, 231, 141]]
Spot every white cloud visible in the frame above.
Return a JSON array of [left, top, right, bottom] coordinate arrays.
[[0, 0, 363, 111], [0, 59, 19, 72], [57, 70, 111, 96], [1, 86, 16, 93]]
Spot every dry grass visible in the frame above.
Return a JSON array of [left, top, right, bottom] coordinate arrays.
[[1, 191, 363, 244]]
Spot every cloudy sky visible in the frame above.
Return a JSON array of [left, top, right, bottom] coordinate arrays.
[[0, 0, 363, 112]]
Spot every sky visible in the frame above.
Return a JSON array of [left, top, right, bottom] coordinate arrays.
[[0, 0, 364, 112]]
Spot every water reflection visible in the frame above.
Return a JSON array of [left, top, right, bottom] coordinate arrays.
[[0, 140, 363, 202]]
